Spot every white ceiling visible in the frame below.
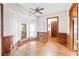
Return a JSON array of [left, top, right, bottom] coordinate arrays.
[[19, 3, 71, 16]]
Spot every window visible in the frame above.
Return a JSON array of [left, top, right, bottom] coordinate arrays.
[[29, 23, 36, 38]]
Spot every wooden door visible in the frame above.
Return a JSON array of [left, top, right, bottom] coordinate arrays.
[[51, 18, 58, 37]]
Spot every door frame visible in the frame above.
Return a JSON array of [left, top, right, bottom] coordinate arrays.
[[77, 3, 78, 56], [0, 3, 3, 56], [69, 3, 78, 55], [47, 16, 59, 37]]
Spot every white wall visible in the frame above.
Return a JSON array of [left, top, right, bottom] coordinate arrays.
[[38, 11, 69, 34], [3, 3, 37, 36], [37, 16, 47, 32], [3, 3, 37, 45]]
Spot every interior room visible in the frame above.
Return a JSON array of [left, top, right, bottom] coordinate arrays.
[[0, 3, 79, 56]]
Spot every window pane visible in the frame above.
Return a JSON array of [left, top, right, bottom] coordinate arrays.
[[29, 24, 35, 38]]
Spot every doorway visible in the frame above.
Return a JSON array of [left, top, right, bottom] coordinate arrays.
[[69, 3, 78, 55], [47, 16, 59, 37], [21, 24, 27, 39], [73, 17, 77, 51]]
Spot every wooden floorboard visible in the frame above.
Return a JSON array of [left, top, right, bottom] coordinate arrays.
[[10, 37, 76, 56]]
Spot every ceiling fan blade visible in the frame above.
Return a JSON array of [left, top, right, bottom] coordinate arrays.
[[39, 8, 44, 11], [30, 8, 35, 11], [38, 12, 43, 14], [33, 11, 37, 14]]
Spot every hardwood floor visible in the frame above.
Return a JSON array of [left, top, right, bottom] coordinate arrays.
[[10, 37, 76, 56]]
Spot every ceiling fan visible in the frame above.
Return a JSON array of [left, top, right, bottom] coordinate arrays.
[[30, 7, 44, 14]]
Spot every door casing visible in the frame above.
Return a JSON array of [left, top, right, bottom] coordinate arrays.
[[47, 16, 59, 37]]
